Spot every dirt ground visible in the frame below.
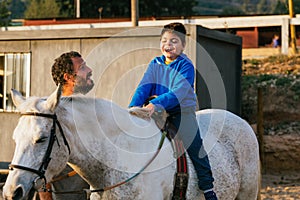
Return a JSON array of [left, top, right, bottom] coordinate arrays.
[[259, 134, 300, 200], [243, 51, 300, 200], [261, 172, 300, 200]]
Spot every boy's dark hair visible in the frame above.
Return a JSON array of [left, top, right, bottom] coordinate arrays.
[[161, 22, 186, 44], [51, 51, 81, 86]]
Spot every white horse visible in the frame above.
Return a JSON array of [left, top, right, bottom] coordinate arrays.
[[3, 86, 260, 200]]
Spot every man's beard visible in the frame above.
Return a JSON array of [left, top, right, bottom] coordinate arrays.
[[74, 77, 94, 95]]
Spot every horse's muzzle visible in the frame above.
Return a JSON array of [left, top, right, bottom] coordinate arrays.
[[3, 184, 36, 200]]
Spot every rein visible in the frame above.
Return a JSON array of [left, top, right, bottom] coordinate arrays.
[[9, 112, 70, 191], [50, 131, 167, 197], [88, 130, 167, 194]]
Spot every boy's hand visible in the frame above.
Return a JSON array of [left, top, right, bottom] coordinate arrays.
[[144, 103, 155, 116], [128, 107, 151, 120]]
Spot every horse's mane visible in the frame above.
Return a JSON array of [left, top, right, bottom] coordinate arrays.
[[60, 95, 120, 108], [56, 95, 162, 158], [58, 95, 145, 135], [58, 95, 128, 118]]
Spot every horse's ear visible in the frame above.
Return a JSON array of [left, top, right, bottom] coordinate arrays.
[[11, 89, 26, 108], [46, 84, 62, 112]]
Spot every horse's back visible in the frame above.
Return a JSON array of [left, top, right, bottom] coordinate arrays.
[[196, 109, 260, 199]]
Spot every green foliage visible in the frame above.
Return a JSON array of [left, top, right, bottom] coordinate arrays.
[[24, 0, 74, 18], [273, 0, 288, 14], [9, 0, 26, 18], [195, 0, 297, 15], [241, 73, 300, 123], [294, 0, 300, 13], [78, 0, 197, 19], [241, 74, 296, 90], [220, 6, 245, 16], [79, 0, 130, 18], [195, 0, 224, 15], [275, 76, 292, 87], [0, 0, 11, 26], [24, 0, 61, 19], [242, 0, 257, 14], [291, 79, 300, 91], [258, 74, 277, 83], [143, 0, 197, 18], [9, 0, 300, 20], [290, 77, 300, 96], [12, 0, 199, 20], [257, 0, 269, 14], [56, 0, 74, 18], [241, 75, 257, 89]]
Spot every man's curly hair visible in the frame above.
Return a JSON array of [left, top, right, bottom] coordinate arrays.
[[51, 51, 81, 86]]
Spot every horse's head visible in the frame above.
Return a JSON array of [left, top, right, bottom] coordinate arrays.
[[3, 85, 71, 200]]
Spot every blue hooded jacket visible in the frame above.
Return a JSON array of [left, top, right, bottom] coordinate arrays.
[[129, 53, 197, 114]]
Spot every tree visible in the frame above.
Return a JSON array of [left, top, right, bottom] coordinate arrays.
[[139, 0, 197, 18], [220, 6, 245, 16], [9, 0, 26, 18], [79, 0, 130, 18], [78, 0, 197, 19], [273, 0, 288, 14], [24, 0, 60, 19], [56, 0, 75, 18], [257, 0, 269, 14], [0, 0, 11, 26], [242, 0, 250, 13], [293, 0, 300, 14]]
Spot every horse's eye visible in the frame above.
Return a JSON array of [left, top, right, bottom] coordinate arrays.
[[36, 137, 48, 144]]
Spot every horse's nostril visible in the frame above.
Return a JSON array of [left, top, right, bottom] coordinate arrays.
[[13, 186, 24, 200]]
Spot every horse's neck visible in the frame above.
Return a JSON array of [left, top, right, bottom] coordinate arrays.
[[59, 115, 107, 187], [60, 98, 167, 187], [65, 97, 162, 152]]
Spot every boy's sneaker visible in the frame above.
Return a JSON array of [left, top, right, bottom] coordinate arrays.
[[204, 190, 218, 200]]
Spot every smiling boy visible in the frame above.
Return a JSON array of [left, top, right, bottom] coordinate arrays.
[[129, 22, 218, 200]]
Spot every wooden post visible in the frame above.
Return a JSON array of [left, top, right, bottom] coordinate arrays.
[[289, 0, 298, 54], [75, 0, 80, 18], [131, 0, 139, 27], [257, 87, 264, 173], [281, 18, 290, 55]]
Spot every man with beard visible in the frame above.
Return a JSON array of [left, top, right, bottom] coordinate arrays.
[[38, 51, 94, 200], [51, 51, 94, 96]]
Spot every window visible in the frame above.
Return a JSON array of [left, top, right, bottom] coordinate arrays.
[[0, 53, 31, 112]]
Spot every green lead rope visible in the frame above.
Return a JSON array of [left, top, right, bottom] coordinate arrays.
[[89, 131, 167, 193]]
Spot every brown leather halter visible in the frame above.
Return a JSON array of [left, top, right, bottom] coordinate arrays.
[[9, 112, 70, 191]]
